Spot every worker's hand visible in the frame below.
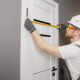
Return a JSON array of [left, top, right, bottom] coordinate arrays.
[[24, 18, 36, 33], [58, 24, 67, 30]]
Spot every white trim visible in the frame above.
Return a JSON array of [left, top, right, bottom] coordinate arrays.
[[42, 0, 58, 7]]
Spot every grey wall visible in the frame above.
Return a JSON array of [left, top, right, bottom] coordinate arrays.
[[54, 0, 80, 24], [0, 0, 21, 80]]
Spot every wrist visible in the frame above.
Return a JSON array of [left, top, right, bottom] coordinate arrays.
[[31, 28, 36, 33]]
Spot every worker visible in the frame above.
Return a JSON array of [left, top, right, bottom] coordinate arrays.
[[24, 15, 80, 80]]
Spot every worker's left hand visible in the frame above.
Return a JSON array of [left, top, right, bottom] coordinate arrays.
[[24, 18, 36, 33]]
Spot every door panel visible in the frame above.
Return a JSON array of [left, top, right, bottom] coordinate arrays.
[[30, 0, 54, 73], [35, 24, 51, 35], [31, 36, 51, 73], [33, 70, 50, 80], [21, 0, 59, 80], [33, 0, 51, 22]]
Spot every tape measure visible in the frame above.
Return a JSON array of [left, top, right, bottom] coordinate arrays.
[[32, 20, 67, 30], [33, 21, 60, 28]]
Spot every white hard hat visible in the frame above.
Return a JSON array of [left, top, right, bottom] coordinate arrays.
[[67, 15, 80, 29]]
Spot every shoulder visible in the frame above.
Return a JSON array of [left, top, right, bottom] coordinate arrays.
[[58, 43, 80, 59]]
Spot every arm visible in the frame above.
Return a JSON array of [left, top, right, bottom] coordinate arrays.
[[24, 18, 62, 58], [32, 30, 62, 58]]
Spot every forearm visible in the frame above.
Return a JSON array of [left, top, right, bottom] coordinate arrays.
[[31, 30, 62, 58], [32, 30, 48, 51], [24, 18, 61, 58]]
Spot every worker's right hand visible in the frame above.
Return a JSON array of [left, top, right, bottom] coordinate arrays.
[[24, 18, 36, 33], [57, 24, 67, 30]]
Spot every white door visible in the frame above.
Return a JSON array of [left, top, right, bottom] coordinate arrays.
[[20, 0, 59, 80]]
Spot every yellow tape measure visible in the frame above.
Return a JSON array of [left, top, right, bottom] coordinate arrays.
[[32, 21, 60, 29]]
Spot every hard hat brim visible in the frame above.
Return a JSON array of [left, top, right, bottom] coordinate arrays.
[[67, 21, 71, 24], [67, 21, 80, 29]]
